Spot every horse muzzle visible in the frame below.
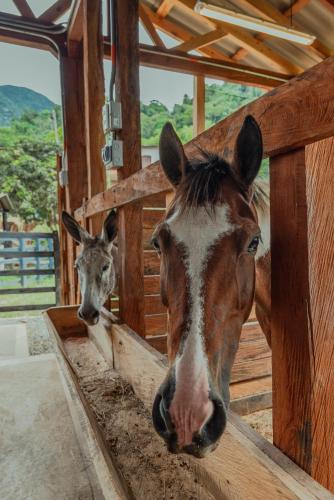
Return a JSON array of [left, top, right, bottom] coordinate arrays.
[[152, 383, 227, 458]]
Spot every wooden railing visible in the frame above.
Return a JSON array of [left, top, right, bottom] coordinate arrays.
[[72, 56, 334, 492]]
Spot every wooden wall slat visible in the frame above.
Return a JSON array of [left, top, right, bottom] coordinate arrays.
[[145, 313, 167, 336], [144, 275, 160, 294], [144, 294, 166, 315], [144, 251, 160, 275]]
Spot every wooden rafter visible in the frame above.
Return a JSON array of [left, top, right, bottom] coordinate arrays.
[[319, 0, 334, 14], [156, 0, 177, 17], [67, 0, 83, 48], [177, 0, 302, 74], [39, 0, 72, 23], [175, 28, 226, 52], [104, 41, 290, 88], [12, 0, 35, 18], [143, 6, 232, 62], [193, 75, 205, 136], [139, 4, 165, 48], [236, 0, 332, 59], [283, 0, 311, 16]]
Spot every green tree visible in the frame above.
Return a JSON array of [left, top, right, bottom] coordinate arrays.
[[0, 107, 62, 228]]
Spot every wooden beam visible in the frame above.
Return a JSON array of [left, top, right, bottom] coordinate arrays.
[[139, 4, 165, 48], [12, 0, 35, 18], [82, 0, 106, 235], [0, 12, 65, 56], [142, 5, 232, 62], [60, 55, 87, 304], [156, 0, 177, 17], [193, 75, 205, 136], [75, 56, 334, 220], [0, 28, 56, 54], [114, 0, 145, 337], [177, 0, 303, 74], [175, 28, 226, 52], [67, 0, 83, 57], [270, 148, 312, 472], [39, 0, 72, 23], [283, 0, 310, 16], [318, 0, 334, 14], [270, 137, 334, 491], [208, 20, 302, 74], [237, 0, 332, 59], [104, 42, 291, 88]]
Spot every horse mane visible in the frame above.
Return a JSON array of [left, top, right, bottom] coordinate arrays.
[[172, 149, 269, 213]]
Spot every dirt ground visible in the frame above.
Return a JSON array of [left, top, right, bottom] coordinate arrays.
[[24, 316, 273, 498], [242, 409, 273, 442]]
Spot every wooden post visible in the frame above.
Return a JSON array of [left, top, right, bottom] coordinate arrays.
[[193, 75, 205, 136], [82, 0, 106, 235], [114, 0, 145, 336], [270, 137, 334, 492], [60, 54, 87, 304]]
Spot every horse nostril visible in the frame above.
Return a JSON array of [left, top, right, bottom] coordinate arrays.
[[78, 309, 83, 319], [92, 310, 99, 321]]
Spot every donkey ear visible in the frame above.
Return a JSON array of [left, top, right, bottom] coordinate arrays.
[[62, 211, 91, 245], [233, 115, 263, 187], [102, 209, 117, 245], [159, 122, 187, 187]]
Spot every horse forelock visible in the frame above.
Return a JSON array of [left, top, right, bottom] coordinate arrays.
[[167, 149, 269, 217]]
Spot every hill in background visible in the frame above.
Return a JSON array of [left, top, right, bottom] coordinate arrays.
[[0, 85, 55, 126], [141, 82, 264, 145]]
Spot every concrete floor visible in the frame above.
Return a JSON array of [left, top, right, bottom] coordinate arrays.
[[0, 353, 95, 500], [0, 322, 29, 359]]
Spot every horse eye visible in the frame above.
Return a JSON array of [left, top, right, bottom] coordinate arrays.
[[151, 237, 160, 254], [102, 264, 109, 272], [248, 236, 260, 254]]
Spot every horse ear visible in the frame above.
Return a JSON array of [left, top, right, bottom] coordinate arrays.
[[102, 209, 117, 245], [159, 122, 187, 187], [233, 115, 263, 187], [62, 211, 91, 245]]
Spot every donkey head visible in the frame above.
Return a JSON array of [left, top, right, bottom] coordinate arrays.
[[152, 116, 263, 457], [62, 210, 118, 325]]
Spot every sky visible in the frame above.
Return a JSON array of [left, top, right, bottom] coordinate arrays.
[[0, 1, 198, 110]]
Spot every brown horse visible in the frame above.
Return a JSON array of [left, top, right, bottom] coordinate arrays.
[[151, 116, 271, 457]]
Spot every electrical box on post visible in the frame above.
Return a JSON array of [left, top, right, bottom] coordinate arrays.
[[110, 102, 122, 131], [102, 139, 123, 169]]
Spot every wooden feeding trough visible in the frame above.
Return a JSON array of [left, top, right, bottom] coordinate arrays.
[[44, 306, 328, 499]]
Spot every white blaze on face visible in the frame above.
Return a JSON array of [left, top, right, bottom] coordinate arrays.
[[166, 204, 236, 445]]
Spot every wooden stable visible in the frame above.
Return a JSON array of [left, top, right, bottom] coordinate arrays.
[[1, 0, 334, 497]]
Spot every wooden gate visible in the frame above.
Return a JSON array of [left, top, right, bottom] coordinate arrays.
[[0, 231, 61, 313]]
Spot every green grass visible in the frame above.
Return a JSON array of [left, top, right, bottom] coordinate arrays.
[[0, 276, 56, 318]]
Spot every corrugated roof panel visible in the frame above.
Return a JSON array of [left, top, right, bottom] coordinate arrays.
[[141, 0, 334, 74]]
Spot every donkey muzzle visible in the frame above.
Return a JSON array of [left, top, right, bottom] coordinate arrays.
[[78, 306, 100, 325]]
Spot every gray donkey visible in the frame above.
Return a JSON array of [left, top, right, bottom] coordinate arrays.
[[62, 210, 118, 325]]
